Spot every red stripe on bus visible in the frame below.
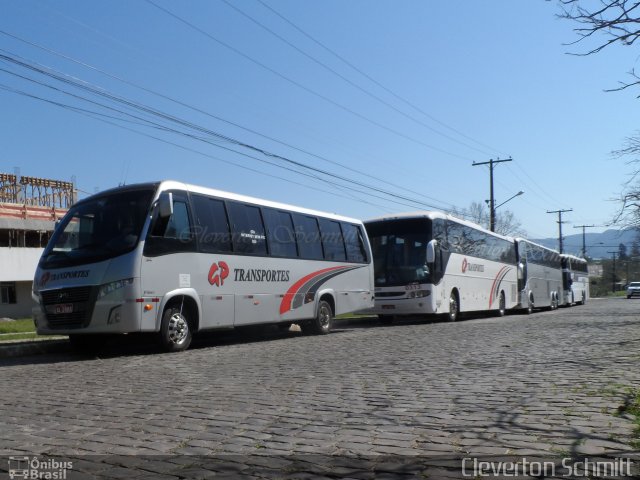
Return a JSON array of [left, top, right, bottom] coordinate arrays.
[[488, 266, 509, 308], [279, 266, 347, 315]]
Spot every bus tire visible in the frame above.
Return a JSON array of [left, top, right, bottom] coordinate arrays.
[[378, 315, 394, 325], [497, 291, 506, 317], [551, 294, 559, 310], [526, 295, 534, 315], [160, 306, 193, 352], [447, 291, 459, 322], [303, 300, 333, 335], [580, 293, 586, 305]]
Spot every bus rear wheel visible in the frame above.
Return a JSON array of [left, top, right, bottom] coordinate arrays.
[[160, 306, 193, 352], [302, 300, 333, 335], [497, 291, 506, 317], [446, 291, 459, 322], [526, 296, 534, 315]]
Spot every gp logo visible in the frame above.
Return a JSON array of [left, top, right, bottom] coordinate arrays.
[[208, 261, 229, 287]]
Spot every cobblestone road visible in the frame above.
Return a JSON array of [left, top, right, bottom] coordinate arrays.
[[1, 298, 639, 478]]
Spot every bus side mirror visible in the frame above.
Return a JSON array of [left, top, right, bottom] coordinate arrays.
[[158, 192, 174, 219], [517, 263, 524, 280], [426, 239, 437, 263]]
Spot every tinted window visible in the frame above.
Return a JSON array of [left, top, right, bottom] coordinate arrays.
[[342, 223, 368, 263], [145, 194, 196, 256], [319, 219, 346, 261], [445, 219, 515, 264], [164, 201, 191, 240], [263, 208, 297, 258], [292, 214, 324, 260], [365, 218, 431, 287], [192, 195, 232, 253], [227, 202, 267, 255]]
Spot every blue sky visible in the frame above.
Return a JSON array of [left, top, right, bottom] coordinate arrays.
[[2, 0, 639, 242]]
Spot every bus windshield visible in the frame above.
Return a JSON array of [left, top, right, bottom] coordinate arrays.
[[366, 218, 432, 287], [41, 188, 155, 269]]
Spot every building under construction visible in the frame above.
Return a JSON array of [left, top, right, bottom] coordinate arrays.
[[0, 172, 74, 318]]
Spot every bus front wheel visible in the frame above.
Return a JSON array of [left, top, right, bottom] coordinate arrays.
[[447, 291, 459, 322], [302, 300, 333, 335], [160, 306, 193, 352]]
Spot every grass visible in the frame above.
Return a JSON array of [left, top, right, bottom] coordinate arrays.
[[0, 318, 35, 334], [0, 332, 43, 341]]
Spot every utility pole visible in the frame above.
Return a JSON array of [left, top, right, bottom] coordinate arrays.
[[573, 224, 596, 258], [472, 157, 512, 232], [608, 251, 618, 293], [547, 209, 573, 254]]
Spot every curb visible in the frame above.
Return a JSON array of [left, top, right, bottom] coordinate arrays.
[[0, 317, 379, 359], [0, 339, 69, 359]]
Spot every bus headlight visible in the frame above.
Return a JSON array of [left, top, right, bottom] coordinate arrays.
[[98, 278, 134, 299], [407, 290, 430, 298]]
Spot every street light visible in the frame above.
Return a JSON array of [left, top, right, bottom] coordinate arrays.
[[493, 191, 524, 210]]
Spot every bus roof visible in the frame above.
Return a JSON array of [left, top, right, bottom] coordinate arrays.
[[559, 253, 587, 262], [365, 210, 514, 242], [514, 237, 560, 255], [82, 180, 364, 225]]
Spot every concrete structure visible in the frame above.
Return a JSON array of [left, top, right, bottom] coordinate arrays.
[[0, 173, 72, 319], [0, 247, 43, 318]]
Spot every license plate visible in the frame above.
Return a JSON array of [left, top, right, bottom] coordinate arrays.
[[54, 303, 74, 314], [381, 305, 395, 310]]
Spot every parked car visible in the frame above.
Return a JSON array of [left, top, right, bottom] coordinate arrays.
[[627, 282, 640, 298]]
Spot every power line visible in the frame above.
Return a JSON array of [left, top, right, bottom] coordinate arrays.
[[143, 0, 476, 162], [0, 50, 467, 214], [255, 0, 505, 157], [220, 0, 495, 158], [0, 81, 398, 212], [0, 30, 459, 211]]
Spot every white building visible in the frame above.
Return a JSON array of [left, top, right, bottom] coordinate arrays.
[[0, 247, 43, 318]]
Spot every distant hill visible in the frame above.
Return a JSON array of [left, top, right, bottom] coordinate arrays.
[[533, 229, 638, 259]]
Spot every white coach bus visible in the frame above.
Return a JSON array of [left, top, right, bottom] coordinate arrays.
[[363, 212, 518, 322], [560, 254, 589, 306], [515, 238, 563, 313], [32, 181, 374, 351]]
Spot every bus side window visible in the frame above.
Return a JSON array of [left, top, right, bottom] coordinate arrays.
[[263, 208, 298, 258], [145, 194, 195, 256], [342, 222, 367, 263], [192, 195, 232, 253], [292, 214, 324, 260], [319, 218, 346, 261], [227, 202, 267, 256]]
